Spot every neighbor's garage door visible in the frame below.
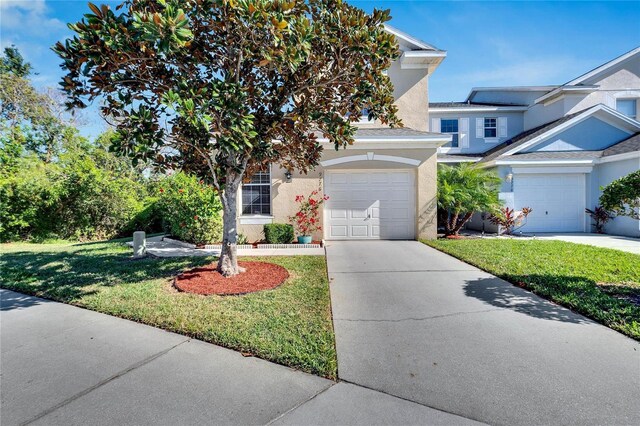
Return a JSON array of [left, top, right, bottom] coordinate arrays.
[[513, 173, 585, 233], [324, 170, 415, 240]]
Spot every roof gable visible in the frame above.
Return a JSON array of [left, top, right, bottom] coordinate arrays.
[[479, 105, 640, 164], [565, 46, 640, 86], [523, 116, 632, 152]]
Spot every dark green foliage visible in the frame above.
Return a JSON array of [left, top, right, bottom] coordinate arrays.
[[600, 170, 640, 219], [156, 172, 223, 245], [264, 223, 294, 244], [0, 46, 33, 77], [437, 163, 502, 235]]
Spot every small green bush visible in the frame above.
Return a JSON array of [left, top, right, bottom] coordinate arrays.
[[264, 223, 294, 244], [157, 172, 223, 245]]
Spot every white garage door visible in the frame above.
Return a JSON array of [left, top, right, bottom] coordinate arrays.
[[513, 173, 586, 233], [324, 170, 415, 240]]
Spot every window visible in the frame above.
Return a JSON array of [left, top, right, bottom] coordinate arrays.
[[441, 119, 459, 147], [484, 117, 497, 138], [241, 168, 271, 215], [616, 99, 637, 118]]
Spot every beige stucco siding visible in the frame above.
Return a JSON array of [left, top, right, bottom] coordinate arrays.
[[388, 61, 429, 131], [237, 147, 438, 242]]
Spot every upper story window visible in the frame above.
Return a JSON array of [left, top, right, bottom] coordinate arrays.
[[484, 118, 497, 138], [616, 99, 637, 118], [441, 119, 459, 147], [241, 168, 271, 215]]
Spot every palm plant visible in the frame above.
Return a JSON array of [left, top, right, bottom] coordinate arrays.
[[437, 163, 502, 236]]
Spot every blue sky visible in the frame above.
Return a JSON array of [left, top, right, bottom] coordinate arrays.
[[1, 0, 639, 138]]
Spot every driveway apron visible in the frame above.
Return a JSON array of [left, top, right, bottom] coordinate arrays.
[[326, 240, 640, 426]]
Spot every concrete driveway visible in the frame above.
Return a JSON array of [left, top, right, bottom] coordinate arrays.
[[1, 289, 478, 426], [526, 233, 639, 254], [326, 241, 640, 426]]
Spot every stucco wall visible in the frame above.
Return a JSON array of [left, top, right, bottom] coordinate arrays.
[[388, 60, 429, 131]]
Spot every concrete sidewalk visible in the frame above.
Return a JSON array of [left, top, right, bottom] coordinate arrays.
[[526, 232, 640, 254], [326, 241, 640, 426], [0, 289, 479, 426]]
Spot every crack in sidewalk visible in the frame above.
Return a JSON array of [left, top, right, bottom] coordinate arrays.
[[333, 308, 501, 323]]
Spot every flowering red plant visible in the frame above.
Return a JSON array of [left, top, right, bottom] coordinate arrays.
[[290, 189, 329, 236]]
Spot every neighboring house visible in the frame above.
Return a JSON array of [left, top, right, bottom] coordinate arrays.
[[237, 25, 450, 242], [430, 47, 640, 237]]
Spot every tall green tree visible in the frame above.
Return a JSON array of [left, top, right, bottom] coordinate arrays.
[[54, 0, 400, 276], [437, 163, 502, 236], [0, 47, 66, 165]]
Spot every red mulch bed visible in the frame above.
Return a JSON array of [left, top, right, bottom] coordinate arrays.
[[173, 261, 289, 296]]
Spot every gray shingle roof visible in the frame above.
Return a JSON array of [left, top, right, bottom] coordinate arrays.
[[429, 102, 527, 108], [354, 127, 444, 138], [603, 132, 640, 157], [437, 154, 482, 162], [478, 108, 591, 163], [510, 151, 604, 160]]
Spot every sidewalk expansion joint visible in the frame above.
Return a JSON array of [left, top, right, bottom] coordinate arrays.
[[264, 382, 337, 425], [337, 379, 487, 425], [19, 338, 191, 426]]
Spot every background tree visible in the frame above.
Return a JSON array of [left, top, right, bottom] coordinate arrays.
[[54, 0, 400, 276], [600, 170, 640, 220], [0, 46, 69, 165], [437, 163, 501, 236]]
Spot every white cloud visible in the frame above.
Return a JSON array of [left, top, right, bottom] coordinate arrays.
[[0, 0, 65, 36]]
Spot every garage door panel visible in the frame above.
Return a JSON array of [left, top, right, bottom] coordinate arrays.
[[324, 170, 415, 240], [329, 225, 348, 238], [514, 173, 585, 233]]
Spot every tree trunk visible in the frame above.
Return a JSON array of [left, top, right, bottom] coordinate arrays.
[[217, 175, 245, 277], [453, 212, 473, 235]]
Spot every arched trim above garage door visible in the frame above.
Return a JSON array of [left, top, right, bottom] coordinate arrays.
[[320, 153, 421, 167]]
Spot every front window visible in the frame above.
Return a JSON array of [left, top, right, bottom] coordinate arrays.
[[441, 119, 459, 147], [242, 168, 271, 215], [484, 117, 497, 138], [616, 99, 637, 118]]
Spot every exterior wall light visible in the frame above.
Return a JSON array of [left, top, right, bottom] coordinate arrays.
[[284, 171, 292, 182], [505, 173, 513, 183]]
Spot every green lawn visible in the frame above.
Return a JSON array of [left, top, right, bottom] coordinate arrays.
[[423, 239, 640, 340], [0, 241, 337, 378]]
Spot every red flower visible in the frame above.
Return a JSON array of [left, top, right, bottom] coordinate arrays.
[[159, 188, 164, 193]]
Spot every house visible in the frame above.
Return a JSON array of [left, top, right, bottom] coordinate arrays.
[[237, 25, 450, 242], [430, 47, 640, 237]]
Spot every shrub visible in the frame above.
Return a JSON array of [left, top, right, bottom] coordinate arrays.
[[289, 189, 328, 237], [600, 170, 640, 220], [263, 223, 294, 244], [157, 172, 223, 245], [489, 207, 532, 235], [585, 206, 613, 233]]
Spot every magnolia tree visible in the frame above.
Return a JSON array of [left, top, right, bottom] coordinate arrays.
[[54, 0, 400, 276]]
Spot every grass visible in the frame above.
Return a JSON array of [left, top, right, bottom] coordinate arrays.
[[0, 241, 337, 379], [423, 238, 640, 340]]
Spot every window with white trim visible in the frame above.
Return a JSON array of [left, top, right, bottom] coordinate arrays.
[[484, 118, 497, 138], [241, 168, 271, 215], [616, 99, 637, 118], [441, 119, 459, 147]]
